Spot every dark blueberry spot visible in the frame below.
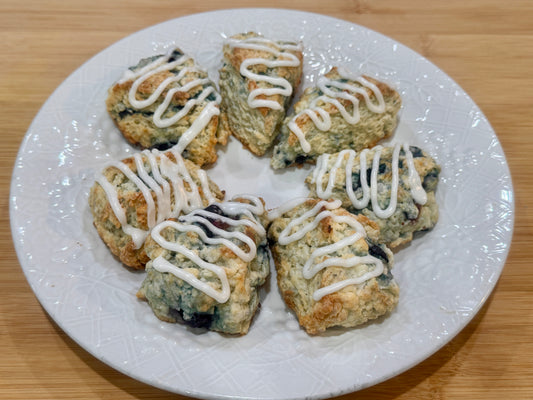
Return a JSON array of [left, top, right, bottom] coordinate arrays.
[[351, 172, 361, 190], [257, 243, 268, 257], [378, 163, 387, 174], [181, 148, 190, 159], [192, 221, 215, 238], [254, 243, 269, 267], [176, 309, 213, 329], [403, 208, 418, 220], [118, 108, 153, 119], [193, 204, 234, 238], [189, 90, 203, 100], [187, 313, 213, 329], [368, 243, 389, 264], [206, 92, 217, 102], [422, 168, 440, 191], [208, 218, 232, 233], [153, 141, 178, 151], [377, 269, 394, 287], [167, 49, 183, 63], [366, 167, 372, 185], [170, 104, 184, 113], [295, 155, 310, 165], [398, 159, 404, 169], [409, 146, 424, 158], [204, 204, 225, 217], [118, 109, 134, 119]]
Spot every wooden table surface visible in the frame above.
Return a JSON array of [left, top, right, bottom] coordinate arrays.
[[2, 1, 532, 399]]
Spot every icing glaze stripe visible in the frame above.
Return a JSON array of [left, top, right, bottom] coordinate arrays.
[[96, 148, 216, 249], [288, 69, 386, 153], [118, 48, 221, 153], [271, 199, 383, 301], [226, 36, 302, 110], [150, 197, 266, 303], [311, 143, 428, 219]]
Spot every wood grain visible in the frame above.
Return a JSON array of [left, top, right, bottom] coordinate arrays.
[[1, 1, 532, 399]]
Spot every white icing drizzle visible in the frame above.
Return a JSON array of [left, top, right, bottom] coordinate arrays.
[[96, 147, 216, 249], [271, 199, 383, 301], [150, 196, 266, 303], [226, 36, 302, 110], [267, 197, 308, 221], [118, 48, 221, 151], [219, 194, 265, 219], [288, 69, 386, 153], [311, 143, 428, 219]]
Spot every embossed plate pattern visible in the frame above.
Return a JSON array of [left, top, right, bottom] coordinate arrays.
[[10, 9, 514, 400]]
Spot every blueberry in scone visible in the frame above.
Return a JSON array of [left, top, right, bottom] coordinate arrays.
[[137, 196, 270, 335], [218, 32, 303, 156], [106, 48, 229, 166], [271, 67, 401, 169], [88, 147, 225, 269], [305, 144, 440, 248], [267, 198, 399, 335]]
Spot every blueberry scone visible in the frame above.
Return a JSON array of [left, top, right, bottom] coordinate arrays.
[[267, 198, 399, 335], [218, 32, 303, 156], [306, 144, 440, 249], [271, 67, 401, 169], [88, 147, 224, 270], [137, 196, 270, 335], [106, 48, 229, 166]]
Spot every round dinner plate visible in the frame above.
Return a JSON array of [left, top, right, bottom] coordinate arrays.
[[10, 8, 514, 400]]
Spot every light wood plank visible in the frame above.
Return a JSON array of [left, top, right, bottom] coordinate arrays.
[[1, 1, 531, 399]]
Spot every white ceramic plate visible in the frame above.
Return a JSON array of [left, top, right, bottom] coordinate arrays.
[[10, 9, 514, 400]]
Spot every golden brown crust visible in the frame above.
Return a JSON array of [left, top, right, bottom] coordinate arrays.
[[88, 150, 225, 270], [305, 145, 440, 248], [271, 67, 402, 169], [267, 199, 399, 335], [106, 50, 227, 167], [218, 32, 303, 156], [136, 199, 270, 335]]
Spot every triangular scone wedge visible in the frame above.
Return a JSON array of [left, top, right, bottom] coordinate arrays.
[[267, 198, 399, 335], [271, 67, 401, 169], [137, 196, 270, 335], [306, 144, 440, 249], [219, 32, 303, 156], [106, 48, 229, 167], [89, 148, 225, 269]]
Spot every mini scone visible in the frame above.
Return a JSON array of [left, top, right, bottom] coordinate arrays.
[[306, 144, 440, 249], [88, 147, 225, 270], [218, 32, 303, 156], [137, 196, 270, 335], [271, 67, 402, 169], [106, 48, 229, 166], [267, 198, 399, 335]]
